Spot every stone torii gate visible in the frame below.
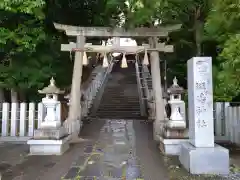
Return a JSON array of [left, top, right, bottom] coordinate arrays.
[[54, 23, 181, 140]]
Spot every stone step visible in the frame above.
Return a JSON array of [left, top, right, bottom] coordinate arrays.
[[106, 81, 137, 83], [101, 92, 139, 95], [98, 103, 140, 107], [101, 94, 139, 96], [105, 84, 137, 87], [95, 109, 140, 112], [102, 94, 139, 101], [99, 103, 140, 106], [103, 88, 138, 91], [108, 79, 137, 81], [99, 100, 140, 104], [104, 86, 138, 89], [98, 106, 140, 110], [91, 115, 142, 119], [94, 111, 141, 115], [104, 86, 137, 90], [100, 98, 139, 100], [92, 114, 141, 118], [98, 103, 140, 106], [89, 70, 145, 120], [97, 107, 140, 111], [103, 90, 138, 92], [100, 97, 139, 100], [102, 92, 139, 95], [100, 98, 139, 102], [91, 116, 142, 120], [100, 97, 139, 99]]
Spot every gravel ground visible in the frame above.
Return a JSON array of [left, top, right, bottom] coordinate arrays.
[[164, 155, 240, 180]]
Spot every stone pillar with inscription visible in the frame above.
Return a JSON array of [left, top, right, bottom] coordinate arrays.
[[179, 57, 229, 175]]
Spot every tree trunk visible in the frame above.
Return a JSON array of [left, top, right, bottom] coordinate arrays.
[[18, 90, 26, 102], [195, 7, 203, 56], [195, 20, 203, 56], [0, 88, 5, 103], [11, 89, 18, 103]]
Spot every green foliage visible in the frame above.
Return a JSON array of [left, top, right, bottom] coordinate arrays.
[[205, 0, 240, 101], [0, 0, 45, 19], [205, 0, 240, 43], [124, 0, 240, 101], [0, 0, 48, 96], [0, 0, 239, 102], [48, 0, 126, 27], [0, 0, 126, 101]]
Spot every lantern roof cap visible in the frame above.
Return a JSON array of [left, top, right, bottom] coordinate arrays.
[[167, 77, 184, 94], [38, 77, 64, 94]]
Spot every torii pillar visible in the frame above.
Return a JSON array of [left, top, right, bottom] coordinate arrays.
[[149, 37, 165, 140], [68, 35, 85, 134]]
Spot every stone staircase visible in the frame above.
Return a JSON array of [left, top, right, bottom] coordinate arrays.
[[90, 62, 143, 119]]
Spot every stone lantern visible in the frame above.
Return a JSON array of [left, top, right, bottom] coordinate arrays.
[[159, 77, 188, 156], [38, 77, 64, 128], [27, 77, 70, 156], [166, 77, 186, 129]]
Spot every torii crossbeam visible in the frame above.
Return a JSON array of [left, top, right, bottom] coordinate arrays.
[[61, 42, 174, 53], [54, 23, 181, 37]]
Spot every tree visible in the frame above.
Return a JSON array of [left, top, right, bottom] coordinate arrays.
[[123, 0, 211, 87], [0, 0, 46, 102], [205, 0, 240, 101], [0, 0, 127, 102]]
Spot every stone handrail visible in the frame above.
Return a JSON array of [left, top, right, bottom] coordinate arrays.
[[80, 57, 114, 120], [141, 65, 168, 120], [135, 60, 147, 116], [141, 65, 155, 119], [142, 65, 152, 101], [63, 65, 108, 132], [88, 57, 114, 116], [80, 66, 106, 118]]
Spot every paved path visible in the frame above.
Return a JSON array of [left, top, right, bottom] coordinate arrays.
[[61, 119, 169, 180], [0, 119, 240, 180]]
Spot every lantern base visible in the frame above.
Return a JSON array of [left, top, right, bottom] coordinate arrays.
[[40, 120, 61, 128], [27, 135, 70, 155], [33, 126, 67, 140], [158, 136, 189, 156], [158, 128, 188, 155], [166, 120, 186, 129]]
